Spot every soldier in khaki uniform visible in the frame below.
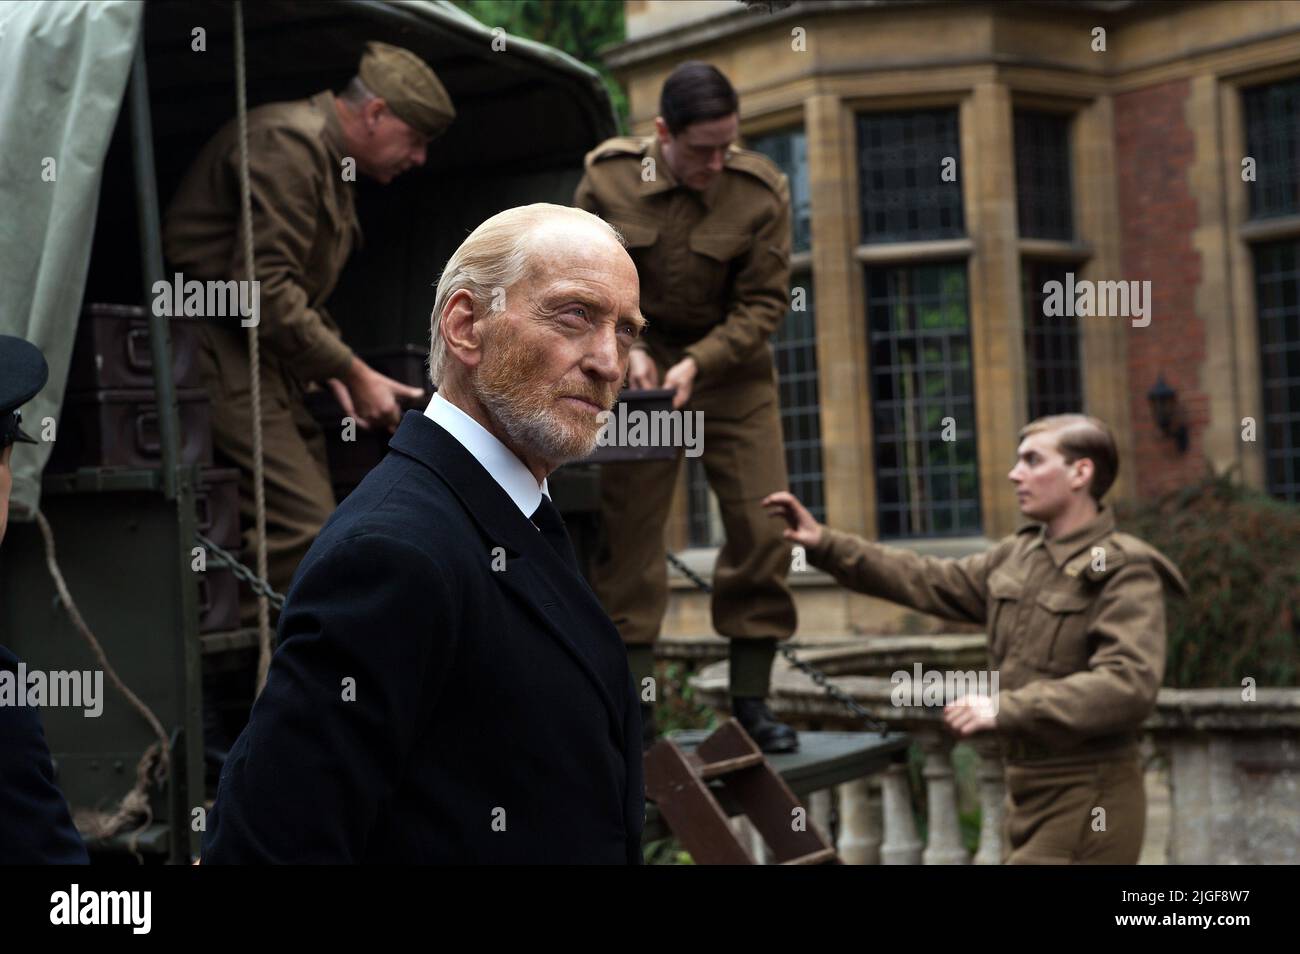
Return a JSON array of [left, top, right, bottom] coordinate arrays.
[[574, 62, 799, 752], [164, 42, 454, 625], [765, 414, 1189, 863]]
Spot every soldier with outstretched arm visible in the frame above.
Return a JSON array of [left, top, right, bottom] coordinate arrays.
[[763, 413, 1188, 864]]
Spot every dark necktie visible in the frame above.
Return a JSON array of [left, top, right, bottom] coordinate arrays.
[[530, 494, 579, 573]]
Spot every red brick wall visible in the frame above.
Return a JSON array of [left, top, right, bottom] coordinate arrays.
[[1113, 78, 1209, 500]]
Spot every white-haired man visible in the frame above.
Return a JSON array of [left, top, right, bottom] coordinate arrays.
[[204, 204, 648, 863]]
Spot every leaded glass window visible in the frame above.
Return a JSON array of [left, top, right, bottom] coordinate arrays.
[[749, 127, 812, 253], [1014, 110, 1074, 240], [1253, 239, 1300, 501], [775, 274, 825, 522], [866, 262, 981, 536], [1244, 78, 1300, 221], [857, 110, 964, 244], [1022, 260, 1084, 419]]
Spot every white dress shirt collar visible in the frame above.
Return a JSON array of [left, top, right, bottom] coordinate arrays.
[[424, 392, 549, 517]]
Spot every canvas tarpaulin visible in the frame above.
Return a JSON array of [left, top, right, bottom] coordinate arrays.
[[0, 0, 142, 517]]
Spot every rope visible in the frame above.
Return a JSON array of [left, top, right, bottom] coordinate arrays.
[[34, 510, 170, 853], [232, 0, 274, 694]]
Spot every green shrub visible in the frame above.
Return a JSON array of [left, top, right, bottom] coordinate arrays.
[[655, 658, 718, 736], [1115, 469, 1300, 688]]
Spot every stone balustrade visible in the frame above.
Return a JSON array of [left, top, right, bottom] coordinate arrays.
[[688, 638, 1300, 864]]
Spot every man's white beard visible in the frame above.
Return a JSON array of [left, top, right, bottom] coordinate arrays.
[[473, 377, 602, 467]]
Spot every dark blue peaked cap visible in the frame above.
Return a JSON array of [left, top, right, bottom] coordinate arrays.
[[0, 335, 48, 445]]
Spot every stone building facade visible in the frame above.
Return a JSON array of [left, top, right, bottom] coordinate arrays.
[[602, 0, 1300, 641]]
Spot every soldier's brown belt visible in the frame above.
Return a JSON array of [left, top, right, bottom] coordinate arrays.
[[1000, 734, 1139, 763], [1001, 738, 1052, 761]]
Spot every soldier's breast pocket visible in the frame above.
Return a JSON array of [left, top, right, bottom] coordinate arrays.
[[1031, 588, 1094, 675], [688, 229, 752, 302], [311, 197, 354, 297], [986, 568, 1023, 663]]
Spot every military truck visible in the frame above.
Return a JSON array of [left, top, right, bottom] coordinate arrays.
[[0, 0, 620, 864]]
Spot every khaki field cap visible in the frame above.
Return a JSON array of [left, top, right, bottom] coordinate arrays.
[[358, 41, 455, 138]]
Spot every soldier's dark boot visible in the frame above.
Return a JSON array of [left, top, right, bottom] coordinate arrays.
[[731, 697, 799, 754], [641, 702, 658, 750], [729, 638, 798, 753]]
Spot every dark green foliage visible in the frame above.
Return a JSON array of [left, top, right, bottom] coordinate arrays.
[[642, 836, 694, 865], [451, 0, 629, 129], [654, 658, 718, 735], [1115, 468, 1300, 688]]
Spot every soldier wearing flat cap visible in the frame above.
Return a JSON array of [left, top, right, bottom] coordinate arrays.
[[0, 335, 89, 863], [164, 42, 455, 628]]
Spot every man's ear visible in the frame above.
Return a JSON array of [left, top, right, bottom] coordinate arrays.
[[440, 290, 484, 371], [653, 116, 671, 146], [363, 97, 388, 132], [1070, 457, 1095, 494]]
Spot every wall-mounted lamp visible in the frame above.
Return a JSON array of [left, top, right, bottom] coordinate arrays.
[[1146, 373, 1188, 454]]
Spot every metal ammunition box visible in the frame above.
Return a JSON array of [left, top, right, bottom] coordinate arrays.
[[195, 467, 240, 550], [68, 304, 202, 391], [196, 560, 239, 634], [46, 388, 213, 473]]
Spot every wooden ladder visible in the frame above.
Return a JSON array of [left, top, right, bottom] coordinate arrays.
[[644, 718, 841, 865]]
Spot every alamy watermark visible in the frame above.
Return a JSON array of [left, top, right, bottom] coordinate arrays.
[[151, 272, 260, 327], [891, 663, 999, 712], [595, 405, 704, 458], [50, 884, 150, 934], [0, 664, 103, 717], [1042, 271, 1151, 328]]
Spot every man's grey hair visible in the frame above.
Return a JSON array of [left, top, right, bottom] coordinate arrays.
[[428, 204, 624, 388], [339, 75, 377, 108]]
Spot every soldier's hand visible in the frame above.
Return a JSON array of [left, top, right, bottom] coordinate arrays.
[[326, 377, 362, 429], [627, 349, 659, 390], [662, 356, 697, 410], [386, 376, 426, 407], [761, 491, 824, 549], [344, 358, 424, 433], [943, 694, 998, 737]]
